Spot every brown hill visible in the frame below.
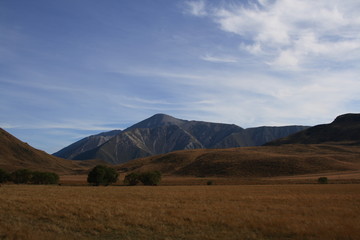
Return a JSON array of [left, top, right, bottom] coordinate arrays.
[[267, 113, 360, 145], [117, 143, 360, 177], [0, 128, 100, 174]]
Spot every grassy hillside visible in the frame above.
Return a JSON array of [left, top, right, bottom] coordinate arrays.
[[0, 128, 100, 174], [118, 144, 360, 177], [267, 113, 360, 145]]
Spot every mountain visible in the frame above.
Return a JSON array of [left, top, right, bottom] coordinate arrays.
[[0, 128, 101, 174], [117, 144, 360, 177], [53, 130, 121, 159], [213, 125, 308, 148], [128, 113, 244, 148], [267, 113, 360, 145], [54, 114, 308, 164]]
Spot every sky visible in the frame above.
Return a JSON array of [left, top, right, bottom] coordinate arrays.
[[1, 0, 360, 153]]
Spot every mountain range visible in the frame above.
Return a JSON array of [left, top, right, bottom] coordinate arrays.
[[1, 113, 359, 179], [54, 113, 308, 164], [117, 113, 360, 177]]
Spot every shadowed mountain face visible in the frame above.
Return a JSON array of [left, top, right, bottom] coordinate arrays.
[[0, 128, 100, 174], [267, 113, 360, 145], [53, 130, 122, 159], [54, 114, 308, 164]]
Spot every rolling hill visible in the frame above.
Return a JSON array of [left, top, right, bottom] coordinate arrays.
[[116, 144, 360, 177], [115, 113, 360, 178], [267, 113, 360, 145], [0, 128, 101, 174], [54, 113, 308, 164], [2, 113, 360, 180]]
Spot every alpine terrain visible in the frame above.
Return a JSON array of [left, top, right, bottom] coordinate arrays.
[[54, 114, 308, 164]]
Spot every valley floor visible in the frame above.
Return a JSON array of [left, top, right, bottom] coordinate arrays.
[[0, 184, 359, 240], [59, 170, 360, 186]]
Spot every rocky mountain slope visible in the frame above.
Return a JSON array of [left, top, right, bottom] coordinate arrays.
[[267, 113, 360, 145], [0, 128, 101, 174], [53, 130, 122, 159], [54, 114, 308, 164]]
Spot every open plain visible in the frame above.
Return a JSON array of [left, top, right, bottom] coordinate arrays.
[[1, 184, 359, 240]]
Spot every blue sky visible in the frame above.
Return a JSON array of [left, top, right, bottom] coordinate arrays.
[[1, 0, 360, 153]]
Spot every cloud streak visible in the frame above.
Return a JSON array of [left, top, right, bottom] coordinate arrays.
[[185, 0, 207, 16], [200, 54, 238, 63], [189, 0, 360, 70]]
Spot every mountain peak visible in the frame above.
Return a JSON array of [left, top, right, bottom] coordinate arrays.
[[127, 113, 186, 130], [54, 114, 309, 164]]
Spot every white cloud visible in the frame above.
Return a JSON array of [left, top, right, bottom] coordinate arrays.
[[200, 54, 238, 63], [185, 0, 207, 16], [192, 0, 360, 70]]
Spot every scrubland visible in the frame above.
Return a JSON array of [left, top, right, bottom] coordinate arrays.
[[1, 184, 359, 240]]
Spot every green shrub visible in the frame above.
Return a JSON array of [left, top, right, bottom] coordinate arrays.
[[139, 171, 162, 186], [123, 171, 162, 186], [87, 165, 119, 186], [0, 168, 10, 183], [9, 169, 59, 185], [31, 171, 59, 184], [10, 169, 33, 184], [207, 180, 213, 185], [318, 177, 328, 184], [124, 172, 141, 186]]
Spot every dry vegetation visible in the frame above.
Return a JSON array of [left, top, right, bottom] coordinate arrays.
[[118, 144, 360, 178], [1, 184, 360, 240], [0, 128, 103, 174]]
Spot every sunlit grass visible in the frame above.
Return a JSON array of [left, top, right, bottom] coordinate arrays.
[[1, 184, 359, 240]]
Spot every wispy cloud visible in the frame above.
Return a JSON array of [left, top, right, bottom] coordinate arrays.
[[200, 54, 238, 63], [184, 0, 207, 16], [190, 0, 360, 70]]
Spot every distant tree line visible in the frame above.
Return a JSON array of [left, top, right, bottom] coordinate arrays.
[[0, 168, 59, 184]]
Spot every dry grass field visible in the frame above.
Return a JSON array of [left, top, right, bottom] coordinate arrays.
[[1, 184, 359, 240]]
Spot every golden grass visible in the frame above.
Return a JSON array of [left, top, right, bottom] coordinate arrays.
[[1, 184, 359, 240], [118, 144, 360, 178]]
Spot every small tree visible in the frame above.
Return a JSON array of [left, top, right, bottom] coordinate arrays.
[[0, 169, 10, 183], [318, 177, 328, 184], [139, 171, 162, 186], [124, 172, 140, 186], [87, 165, 119, 186], [10, 169, 32, 184], [105, 167, 118, 185]]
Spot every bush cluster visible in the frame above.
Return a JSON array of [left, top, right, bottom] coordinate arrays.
[[318, 177, 328, 184], [87, 165, 119, 186], [0, 168, 59, 184], [31, 171, 59, 184], [0, 168, 10, 183], [124, 171, 162, 186]]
